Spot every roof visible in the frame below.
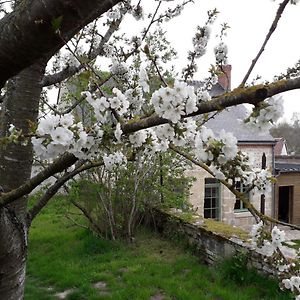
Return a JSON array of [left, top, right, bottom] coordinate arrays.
[[204, 105, 275, 143], [189, 81, 225, 97], [275, 163, 300, 173], [189, 76, 275, 143], [275, 155, 300, 173]]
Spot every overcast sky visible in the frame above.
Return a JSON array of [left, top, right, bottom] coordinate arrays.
[[143, 0, 300, 122]]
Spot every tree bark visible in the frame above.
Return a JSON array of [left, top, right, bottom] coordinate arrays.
[[0, 0, 121, 88], [0, 61, 45, 299]]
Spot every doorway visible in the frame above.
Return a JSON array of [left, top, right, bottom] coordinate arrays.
[[278, 186, 293, 223]]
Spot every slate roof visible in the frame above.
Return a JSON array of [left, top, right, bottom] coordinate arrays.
[[275, 163, 300, 173], [204, 105, 275, 143], [189, 81, 225, 97], [189, 79, 275, 143]]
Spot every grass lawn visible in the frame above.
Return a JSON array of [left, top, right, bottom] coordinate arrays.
[[292, 240, 300, 249], [25, 197, 292, 300]]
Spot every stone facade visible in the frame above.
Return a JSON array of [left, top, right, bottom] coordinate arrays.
[[186, 143, 274, 231]]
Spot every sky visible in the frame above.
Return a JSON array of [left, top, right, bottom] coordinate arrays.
[[139, 0, 300, 122]]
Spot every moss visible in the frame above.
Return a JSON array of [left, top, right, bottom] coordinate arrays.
[[173, 211, 195, 223], [202, 218, 249, 241], [165, 208, 249, 241]]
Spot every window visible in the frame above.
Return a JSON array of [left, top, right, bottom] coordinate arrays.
[[234, 181, 250, 212], [204, 178, 220, 220]]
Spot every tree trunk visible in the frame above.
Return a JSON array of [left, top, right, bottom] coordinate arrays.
[[0, 61, 45, 299], [0, 0, 121, 88]]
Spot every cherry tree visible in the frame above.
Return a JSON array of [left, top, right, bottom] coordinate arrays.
[[1, 0, 300, 299]]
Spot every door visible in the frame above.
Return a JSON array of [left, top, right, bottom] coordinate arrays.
[[278, 186, 293, 223]]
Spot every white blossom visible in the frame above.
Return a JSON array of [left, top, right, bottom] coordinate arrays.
[[107, 8, 121, 21], [244, 95, 284, 133], [50, 126, 74, 146], [214, 42, 228, 65], [151, 81, 197, 123], [139, 66, 150, 93], [37, 115, 60, 135], [129, 130, 148, 148], [110, 60, 128, 76], [59, 114, 74, 128], [271, 226, 285, 247], [282, 278, 294, 291], [114, 123, 122, 142], [103, 151, 127, 171]]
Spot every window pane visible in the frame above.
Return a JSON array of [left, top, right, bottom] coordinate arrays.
[[211, 198, 216, 208], [205, 187, 211, 197], [234, 199, 241, 210], [205, 178, 218, 184], [211, 188, 216, 197], [204, 209, 211, 218], [211, 209, 216, 219], [234, 181, 249, 211], [204, 198, 211, 208]]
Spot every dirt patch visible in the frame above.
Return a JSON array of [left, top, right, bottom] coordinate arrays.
[[93, 281, 110, 296], [93, 281, 107, 290], [149, 293, 165, 300], [55, 289, 74, 299], [118, 267, 129, 273]]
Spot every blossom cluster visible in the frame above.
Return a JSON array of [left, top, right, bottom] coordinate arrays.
[[252, 225, 285, 257], [244, 96, 284, 132], [192, 25, 211, 58], [214, 42, 228, 65], [83, 87, 129, 121], [151, 81, 197, 123], [251, 222, 285, 261], [103, 151, 127, 171], [250, 221, 300, 299], [282, 277, 300, 297], [32, 113, 100, 160]]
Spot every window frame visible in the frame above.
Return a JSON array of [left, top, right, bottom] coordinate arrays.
[[204, 178, 221, 220], [234, 181, 250, 213]]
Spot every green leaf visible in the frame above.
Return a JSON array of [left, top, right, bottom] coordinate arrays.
[[51, 16, 63, 32]]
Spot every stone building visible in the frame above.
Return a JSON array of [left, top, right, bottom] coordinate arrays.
[[186, 105, 275, 230], [186, 65, 276, 230]]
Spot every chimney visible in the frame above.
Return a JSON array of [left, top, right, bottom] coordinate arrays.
[[218, 65, 231, 91]]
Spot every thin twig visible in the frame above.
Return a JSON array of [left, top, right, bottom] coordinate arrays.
[[239, 0, 290, 87], [27, 160, 103, 224]]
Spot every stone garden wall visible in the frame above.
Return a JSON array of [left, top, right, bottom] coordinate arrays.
[[150, 208, 278, 277]]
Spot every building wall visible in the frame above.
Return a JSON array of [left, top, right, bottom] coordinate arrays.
[[186, 144, 274, 231], [275, 173, 300, 225]]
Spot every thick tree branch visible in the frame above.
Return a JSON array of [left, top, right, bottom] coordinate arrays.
[[41, 17, 123, 87], [69, 199, 104, 238], [0, 153, 78, 207], [27, 160, 103, 224], [122, 77, 300, 134], [0, 0, 122, 88], [240, 0, 290, 86]]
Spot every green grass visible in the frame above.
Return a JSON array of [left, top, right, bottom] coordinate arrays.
[[284, 239, 300, 250], [292, 239, 300, 249], [25, 197, 292, 300]]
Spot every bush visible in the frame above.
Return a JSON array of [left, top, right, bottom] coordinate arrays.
[[67, 152, 192, 240]]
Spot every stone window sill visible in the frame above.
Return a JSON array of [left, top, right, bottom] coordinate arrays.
[[234, 211, 252, 218]]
